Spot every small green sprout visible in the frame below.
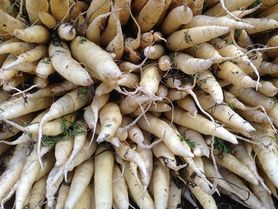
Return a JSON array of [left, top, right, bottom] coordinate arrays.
[[41, 58, 51, 64], [214, 137, 231, 153], [41, 135, 64, 147], [179, 134, 196, 149], [78, 37, 88, 44], [69, 122, 86, 136], [78, 87, 89, 101]]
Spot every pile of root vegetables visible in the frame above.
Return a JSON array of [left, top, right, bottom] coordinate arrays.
[[1, 0, 278, 209]]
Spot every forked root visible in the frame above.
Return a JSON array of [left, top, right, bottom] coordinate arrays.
[[0, 133, 32, 145], [1, 181, 18, 209], [137, 138, 162, 149], [247, 105, 277, 135], [0, 116, 27, 132], [12, 84, 39, 96]]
